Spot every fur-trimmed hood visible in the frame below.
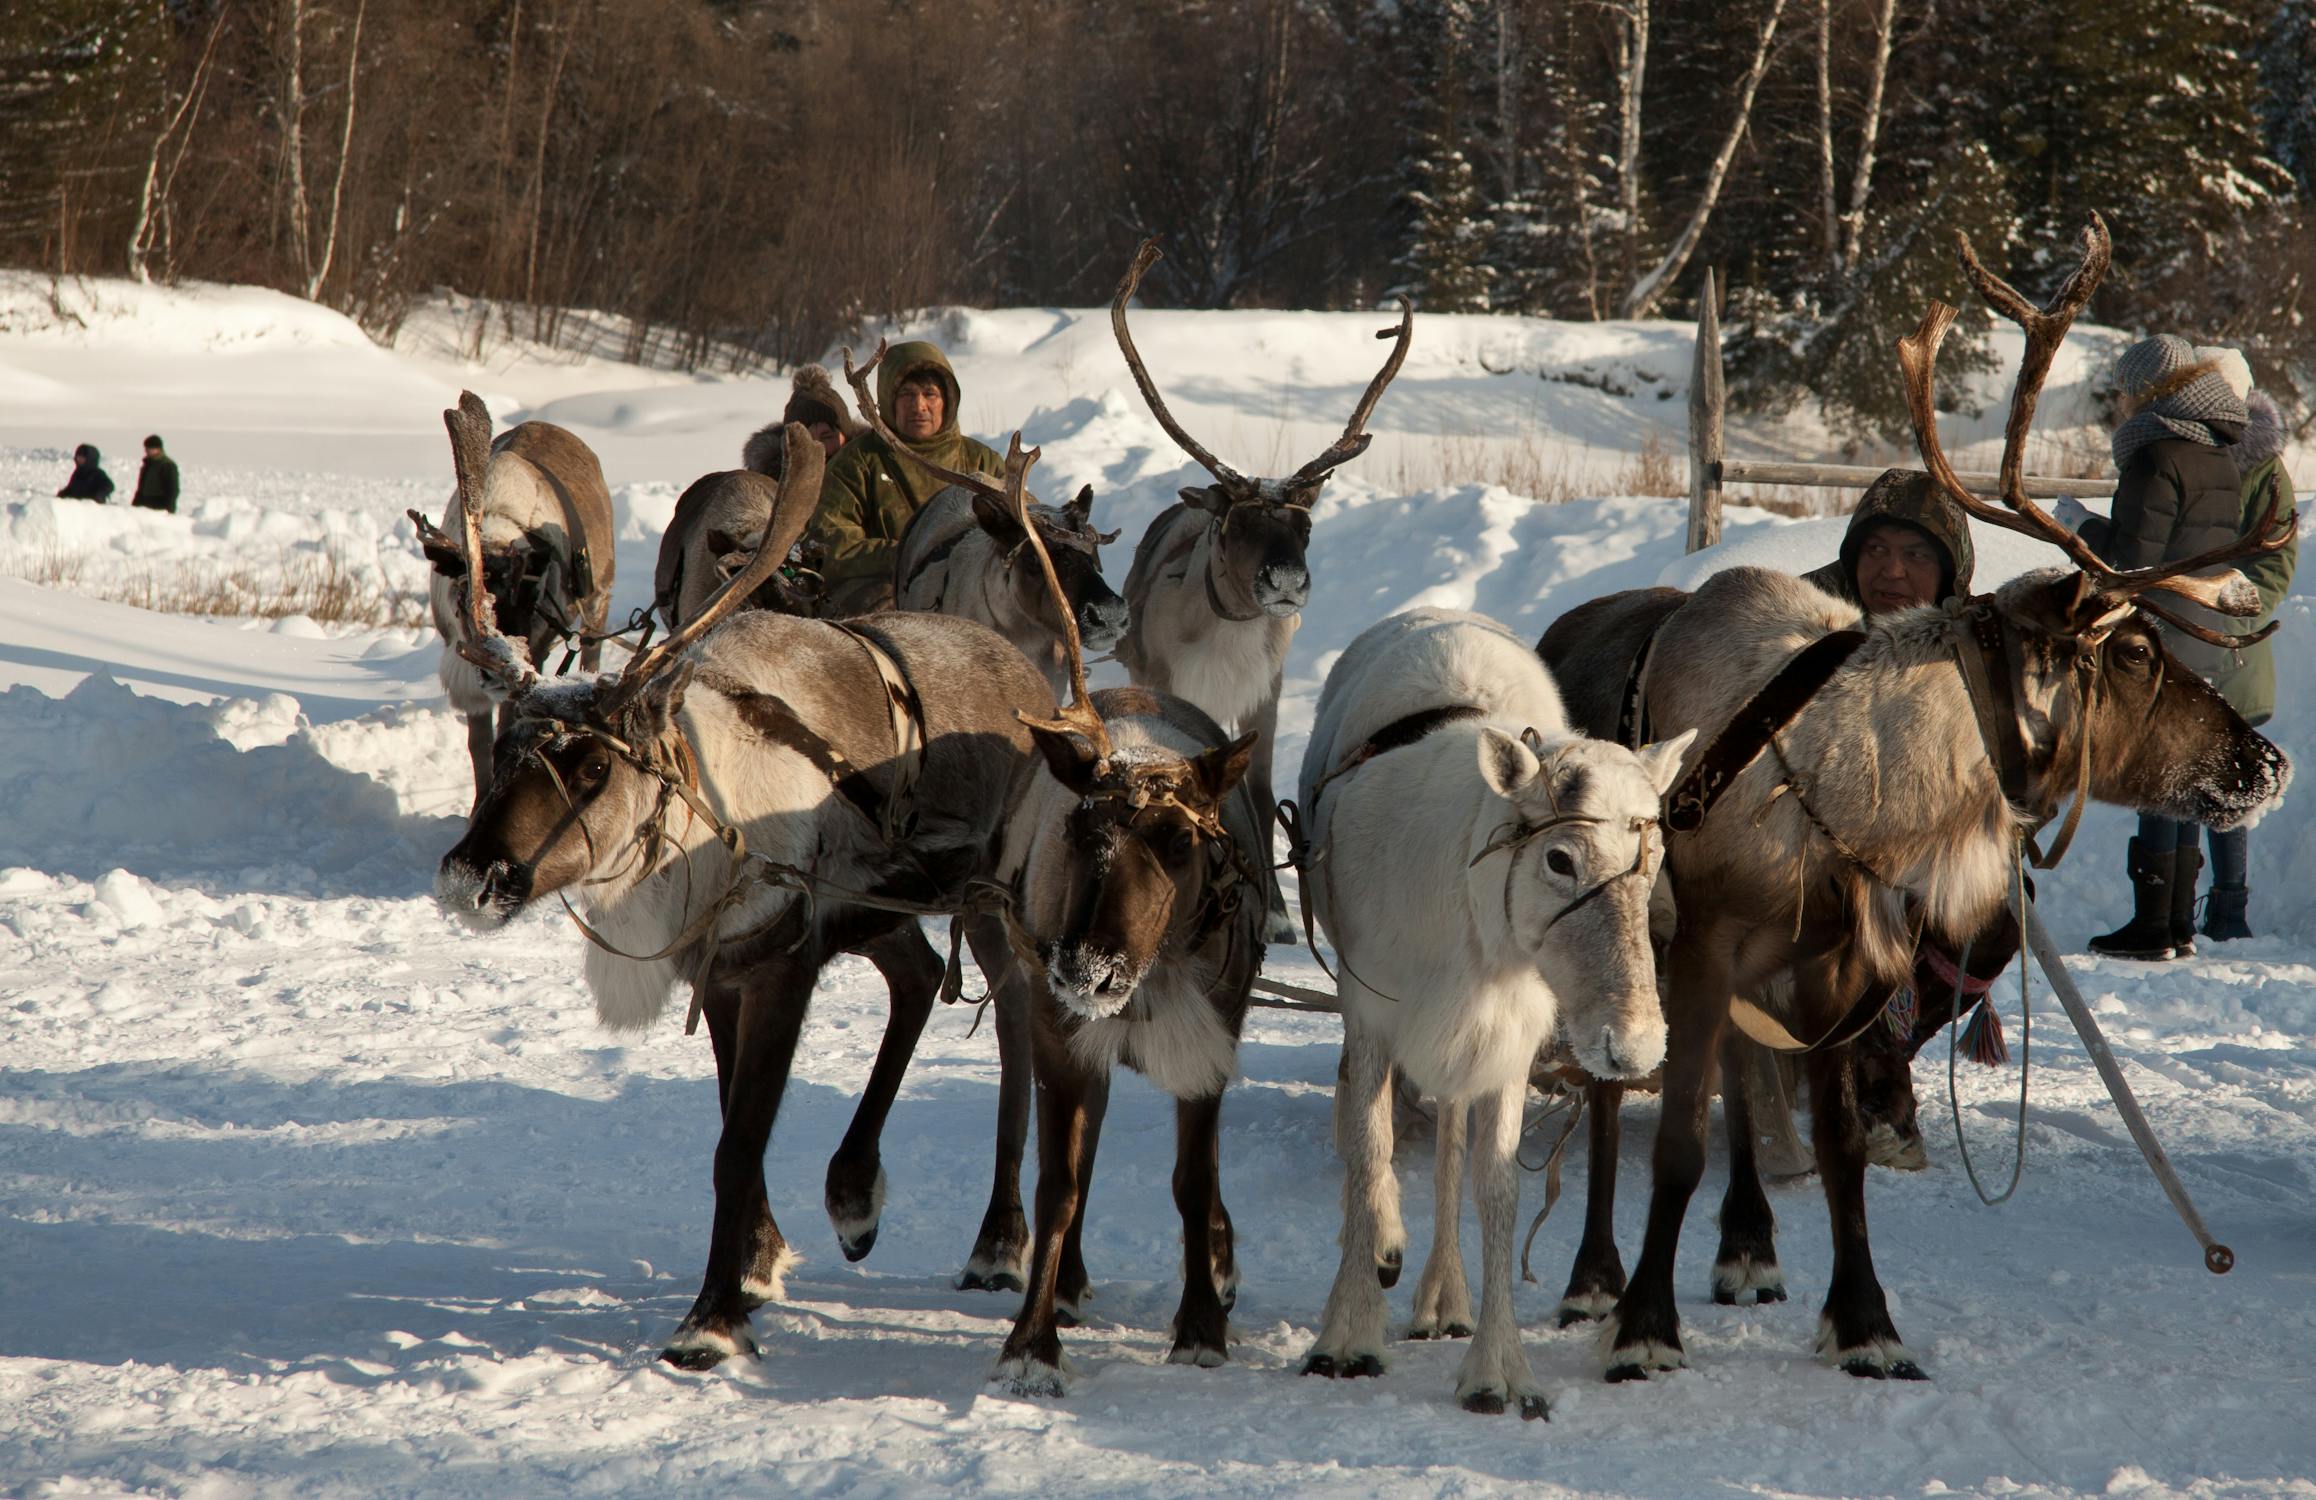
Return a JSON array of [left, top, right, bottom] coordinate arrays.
[[2233, 390, 2287, 476]]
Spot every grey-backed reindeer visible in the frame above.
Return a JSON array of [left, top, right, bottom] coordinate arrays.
[[428, 391, 1062, 1369], [411, 416, 615, 809], [844, 342, 1130, 694], [1537, 215, 2292, 1384], [983, 481, 1266, 1397], [653, 468, 824, 629], [1108, 240, 1412, 939]]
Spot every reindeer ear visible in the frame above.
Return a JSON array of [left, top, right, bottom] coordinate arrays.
[[1179, 485, 1228, 515], [1478, 726, 1539, 799], [1064, 483, 1095, 529], [970, 486, 1028, 548], [1191, 731, 1258, 804], [1636, 728, 1698, 798], [1028, 722, 1102, 796], [630, 661, 692, 738]]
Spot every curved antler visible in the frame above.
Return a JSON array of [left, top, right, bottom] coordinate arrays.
[[1004, 434, 1112, 762], [1282, 295, 1415, 496], [1897, 212, 2289, 641], [600, 422, 826, 715], [429, 390, 540, 700], [1111, 239, 1255, 500]]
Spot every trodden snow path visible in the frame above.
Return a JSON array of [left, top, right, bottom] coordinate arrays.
[[2, 280, 2312, 1495]]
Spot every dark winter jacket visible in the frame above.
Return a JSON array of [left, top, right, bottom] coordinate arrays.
[[2080, 436, 2246, 689], [807, 341, 1002, 614], [133, 453, 181, 513], [2199, 392, 2299, 725], [1799, 468, 1976, 610], [58, 459, 114, 503]]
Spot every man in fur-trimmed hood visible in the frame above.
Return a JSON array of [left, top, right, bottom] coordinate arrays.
[[742, 364, 865, 478], [807, 339, 1005, 615], [1800, 468, 1975, 613]]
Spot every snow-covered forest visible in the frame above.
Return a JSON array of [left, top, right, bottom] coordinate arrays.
[[6, 1, 2315, 432]]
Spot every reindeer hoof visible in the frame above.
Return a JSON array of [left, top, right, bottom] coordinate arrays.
[[990, 1352, 1070, 1398], [1407, 1321, 1473, 1341], [1167, 1342, 1229, 1368], [1302, 1351, 1384, 1379], [1376, 1249, 1403, 1289], [1461, 1389, 1505, 1415], [1553, 1290, 1616, 1328], [659, 1323, 756, 1371], [838, 1224, 878, 1262], [1711, 1282, 1787, 1307], [958, 1268, 1026, 1294]]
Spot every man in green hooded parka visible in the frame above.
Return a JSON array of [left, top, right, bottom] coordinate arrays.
[[809, 339, 1004, 615]]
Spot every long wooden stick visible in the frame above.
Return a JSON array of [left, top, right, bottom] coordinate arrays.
[[2021, 899, 2234, 1275]]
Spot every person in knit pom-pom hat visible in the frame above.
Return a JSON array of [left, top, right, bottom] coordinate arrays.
[[741, 364, 866, 479], [2082, 335, 2250, 961]]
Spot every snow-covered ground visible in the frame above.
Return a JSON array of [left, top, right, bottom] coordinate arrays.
[[2, 277, 2311, 1498]]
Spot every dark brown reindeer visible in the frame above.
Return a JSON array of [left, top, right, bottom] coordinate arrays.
[[427, 391, 1064, 1369], [409, 416, 615, 809], [983, 465, 1267, 1396], [1537, 214, 2291, 1381], [1109, 239, 1412, 938]]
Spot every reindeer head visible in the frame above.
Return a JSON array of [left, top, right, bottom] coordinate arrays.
[[1898, 214, 2293, 838], [427, 391, 827, 928], [968, 482, 1130, 652], [1020, 721, 1257, 1017], [1470, 728, 1694, 1079], [411, 506, 564, 650], [1111, 238, 1412, 620]]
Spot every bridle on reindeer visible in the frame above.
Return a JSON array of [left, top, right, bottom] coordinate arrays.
[[1109, 238, 1414, 621]]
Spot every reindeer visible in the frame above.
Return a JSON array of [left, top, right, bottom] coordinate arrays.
[[1108, 240, 1413, 939], [841, 343, 1130, 694], [983, 467, 1267, 1397], [1537, 215, 2292, 1383], [410, 416, 615, 808], [652, 469, 825, 629], [427, 392, 1064, 1369], [1294, 608, 1692, 1417]]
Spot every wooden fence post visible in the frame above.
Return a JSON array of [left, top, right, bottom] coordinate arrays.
[[1686, 266, 1725, 554]]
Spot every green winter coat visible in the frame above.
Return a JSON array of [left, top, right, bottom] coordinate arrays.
[[1799, 468, 1977, 610], [807, 340, 1003, 613], [2203, 395, 2298, 725]]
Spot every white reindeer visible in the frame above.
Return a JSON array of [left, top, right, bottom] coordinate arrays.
[[1296, 608, 1690, 1417]]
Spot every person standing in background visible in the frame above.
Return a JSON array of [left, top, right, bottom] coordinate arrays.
[[56, 444, 114, 502], [132, 434, 180, 514]]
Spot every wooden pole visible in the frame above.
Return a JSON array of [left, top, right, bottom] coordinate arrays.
[[1686, 266, 1724, 553], [2021, 900, 2234, 1274], [1722, 460, 2113, 499]]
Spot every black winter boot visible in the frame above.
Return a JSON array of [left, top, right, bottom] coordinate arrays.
[[2201, 883, 2253, 942], [2168, 843, 2203, 959], [2087, 838, 2177, 960]]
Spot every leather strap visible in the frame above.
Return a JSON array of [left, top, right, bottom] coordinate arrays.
[[1665, 630, 1868, 834], [1617, 611, 1670, 749]]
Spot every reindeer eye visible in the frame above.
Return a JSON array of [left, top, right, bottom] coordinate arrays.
[[1546, 849, 1576, 877], [576, 753, 612, 785], [1162, 825, 1197, 862]]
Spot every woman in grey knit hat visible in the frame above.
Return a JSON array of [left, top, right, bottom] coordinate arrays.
[[2079, 334, 2250, 960]]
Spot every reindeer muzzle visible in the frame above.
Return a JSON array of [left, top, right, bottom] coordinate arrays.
[[1254, 561, 1309, 615], [1079, 595, 1131, 652], [435, 853, 533, 930]]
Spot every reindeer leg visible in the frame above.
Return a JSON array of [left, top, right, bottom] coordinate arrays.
[[697, 970, 788, 1313], [1249, 691, 1297, 945], [824, 921, 941, 1262], [1807, 1039, 1924, 1379], [1303, 1018, 1395, 1378], [1556, 1079, 1627, 1326], [1054, 1070, 1109, 1326], [959, 917, 1031, 1292], [1167, 1092, 1232, 1366], [992, 1043, 1095, 1397], [1409, 1098, 1474, 1340], [664, 953, 816, 1370], [1458, 1083, 1549, 1419], [1208, 1125, 1240, 1314], [1604, 938, 1729, 1380], [1712, 1034, 1787, 1306]]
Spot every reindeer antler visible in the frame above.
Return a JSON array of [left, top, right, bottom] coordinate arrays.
[[1281, 295, 1415, 496], [1004, 434, 1113, 763], [431, 390, 541, 700], [598, 422, 827, 716], [1897, 212, 2290, 643], [1111, 240, 1256, 501]]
